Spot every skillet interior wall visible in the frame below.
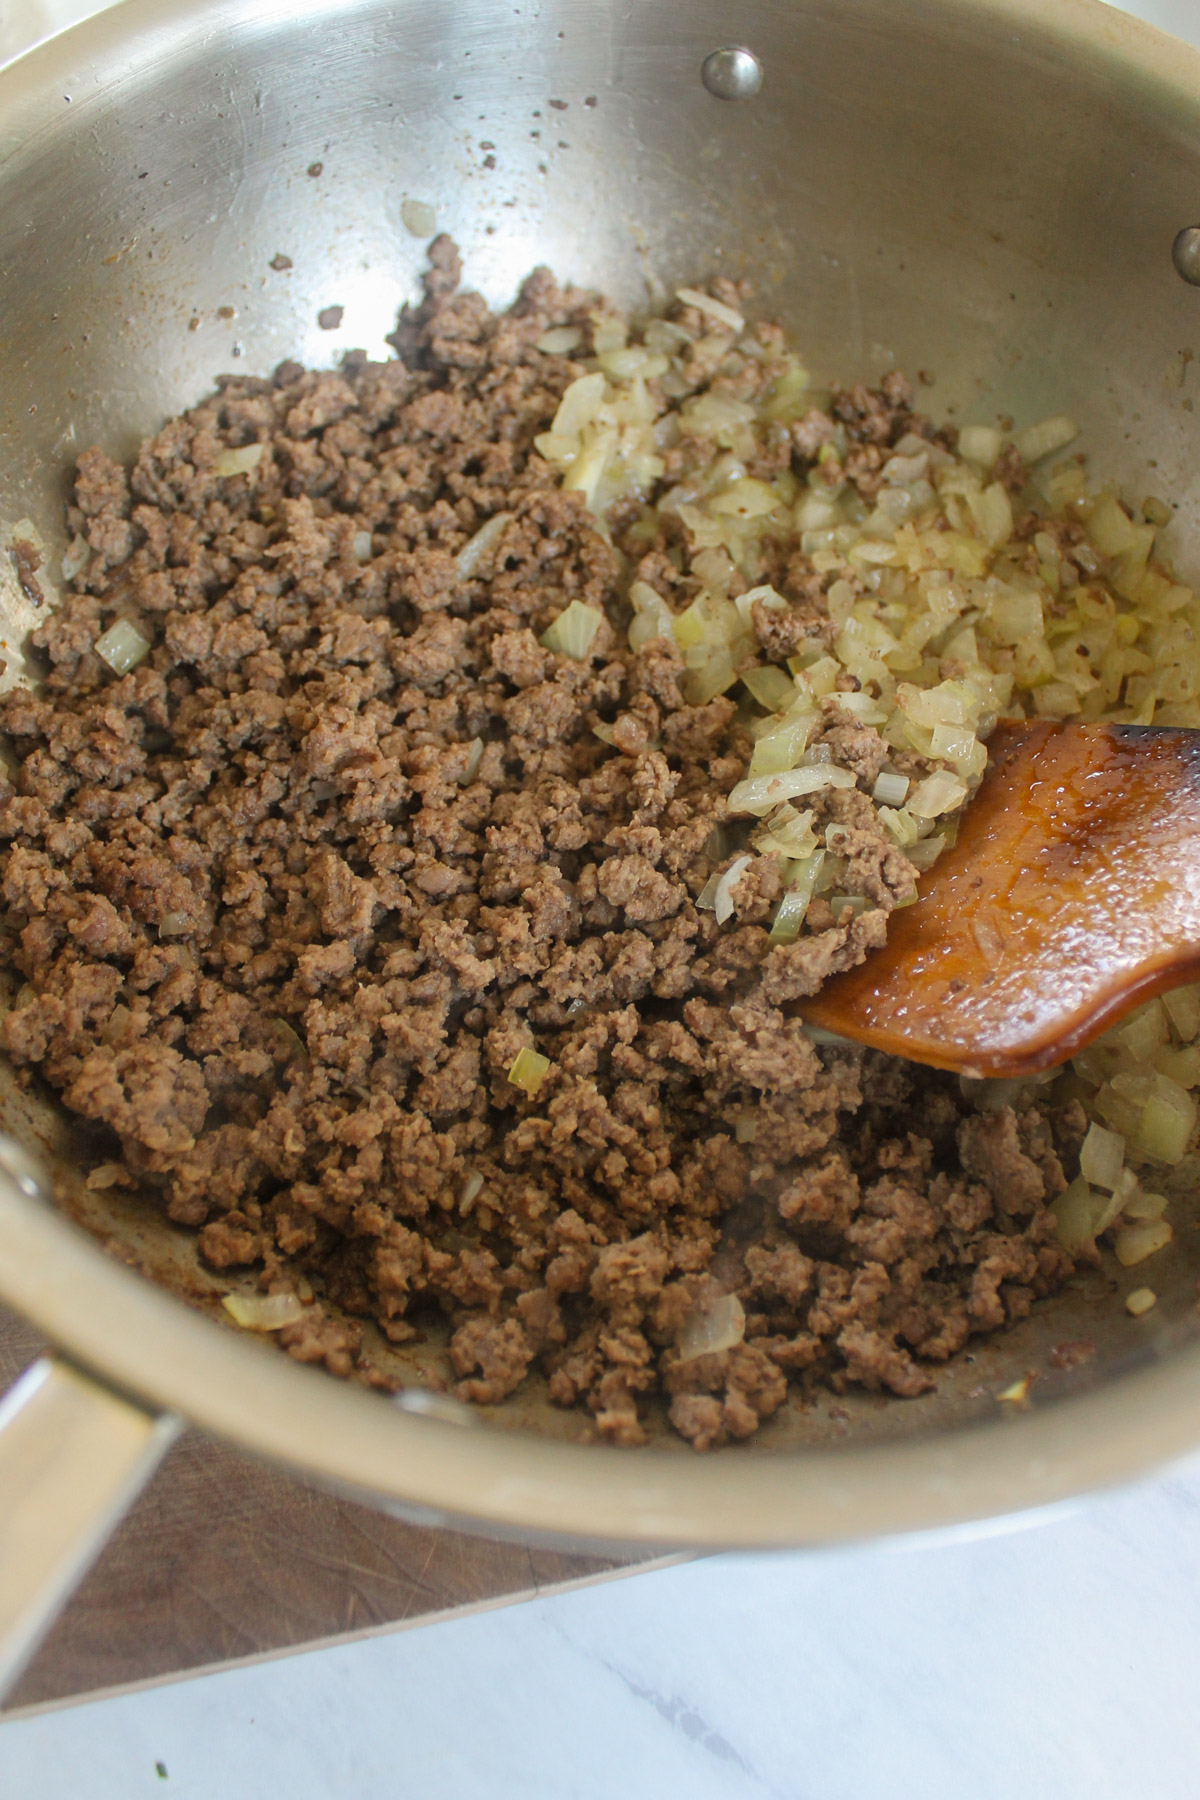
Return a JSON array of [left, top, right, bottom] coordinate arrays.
[[0, 0, 1199, 1450], [3, 0, 1200, 554]]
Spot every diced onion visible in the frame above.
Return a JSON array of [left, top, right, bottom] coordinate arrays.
[[896, 680, 981, 729], [727, 765, 856, 816], [536, 325, 584, 355], [1079, 1122, 1125, 1190], [1117, 999, 1167, 1059], [906, 834, 946, 870], [976, 481, 1015, 548], [827, 691, 888, 726], [1092, 1166, 1137, 1236], [158, 911, 192, 938], [61, 533, 90, 581], [735, 1110, 758, 1143], [957, 425, 1004, 469], [456, 511, 514, 579], [1107, 1068, 1198, 1163], [675, 288, 745, 334], [682, 394, 757, 440], [1087, 493, 1138, 556], [1050, 1174, 1095, 1253], [1125, 1286, 1157, 1316], [222, 1291, 307, 1330], [695, 870, 721, 912], [546, 371, 606, 438], [748, 714, 814, 778], [1163, 984, 1200, 1042], [959, 1074, 1043, 1114], [351, 530, 373, 563], [881, 449, 929, 486], [683, 647, 738, 706], [591, 315, 627, 355], [459, 1169, 484, 1209], [268, 1017, 307, 1062], [712, 853, 752, 925], [628, 580, 675, 650], [212, 442, 266, 477], [1155, 1045, 1200, 1089], [800, 1028, 855, 1055], [769, 850, 825, 943], [400, 197, 438, 237], [1136, 1090, 1196, 1164], [908, 771, 968, 819], [692, 549, 736, 595], [734, 582, 787, 622], [1014, 414, 1079, 463], [508, 1046, 551, 1095], [598, 348, 669, 381], [871, 770, 910, 806], [86, 1163, 123, 1191], [742, 665, 798, 712], [797, 492, 838, 532], [1121, 1188, 1168, 1222], [1114, 1219, 1173, 1266], [986, 586, 1045, 646], [708, 477, 781, 519], [541, 600, 604, 660], [1040, 465, 1087, 511], [677, 1291, 746, 1361], [460, 736, 484, 783], [928, 723, 986, 779], [95, 619, 151, 674], [99, 1004, 132, 1048], [878, 806, 918, 848], [753, 803, 819, 861], [800, 656, 839, 698], [768, 887, 809, 944]]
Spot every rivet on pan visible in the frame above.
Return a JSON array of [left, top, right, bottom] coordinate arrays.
[[1172, 226, 1200, 285], [701, 46, 763, 101]]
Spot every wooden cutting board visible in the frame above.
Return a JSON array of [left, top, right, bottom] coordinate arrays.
[[0, 1304, 657, 1716]]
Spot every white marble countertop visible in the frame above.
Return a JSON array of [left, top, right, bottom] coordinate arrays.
[[3, 0, 1200, 1794], [4, 1461, 1200, 1798]]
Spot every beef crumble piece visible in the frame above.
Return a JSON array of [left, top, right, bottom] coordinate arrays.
[[10, 538, 44, 608], [0, 242, 1079, 1447]]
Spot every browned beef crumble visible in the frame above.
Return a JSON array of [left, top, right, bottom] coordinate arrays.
[[0, 240, 1079, 1447], [11, 538, 44, 608]]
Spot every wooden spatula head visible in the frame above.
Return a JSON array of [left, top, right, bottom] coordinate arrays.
[[801, 722, 1200, 1077]]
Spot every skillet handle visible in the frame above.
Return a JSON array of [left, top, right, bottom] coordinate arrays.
[[0, 1355, 178, 1701]]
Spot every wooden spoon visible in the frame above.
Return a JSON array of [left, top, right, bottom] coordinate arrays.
[[801, 721, 1200, 1078]]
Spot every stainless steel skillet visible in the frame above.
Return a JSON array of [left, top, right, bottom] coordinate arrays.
[[2, 0, 1200, 1697]]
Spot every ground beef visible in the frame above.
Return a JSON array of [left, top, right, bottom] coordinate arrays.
[[0, 243, 1081, 1448], [11, 538, 44, 608]]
